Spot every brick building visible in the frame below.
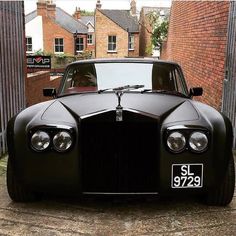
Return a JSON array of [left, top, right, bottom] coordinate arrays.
[[73, 8, 95, 57], [95, 0, 139, 58], [139, 7, 170, 57], [25, 0, 88, 55], [161, 1, 229, 110]]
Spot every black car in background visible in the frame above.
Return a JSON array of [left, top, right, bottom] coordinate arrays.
[[7, 58, 235, 205]]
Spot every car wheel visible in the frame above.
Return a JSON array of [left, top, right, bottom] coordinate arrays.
[[206, 154, 235, 206], [7, 159, 39, 202]]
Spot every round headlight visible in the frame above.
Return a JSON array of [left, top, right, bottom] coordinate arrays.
[[189, 131, 208, 152], [167, 132, 186, 153], [53, 131, 72, 152], [31, 131, 50, 151]]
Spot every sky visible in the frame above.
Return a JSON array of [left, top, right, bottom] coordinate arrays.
[[24, 0, 172, 15]]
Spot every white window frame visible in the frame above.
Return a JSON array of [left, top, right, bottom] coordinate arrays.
[[107, 35, 117, 52], [129, 34, 135, 51], [54, 38, 64, 53], [76, 37, 84, 52], [87, 34, 93, 45], [26, 37, 33, 52]]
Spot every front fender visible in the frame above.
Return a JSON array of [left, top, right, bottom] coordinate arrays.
[[7, 101, 54, 182], [158, 100, 233, 194]]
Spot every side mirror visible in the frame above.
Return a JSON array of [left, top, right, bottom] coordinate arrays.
[[189, 87, 203, 97], [43, 88, 57, 97]]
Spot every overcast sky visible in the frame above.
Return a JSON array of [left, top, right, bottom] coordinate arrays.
[[24, 0, 172, 14]]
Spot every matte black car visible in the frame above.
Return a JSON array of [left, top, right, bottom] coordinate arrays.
[[7, 58, 235, 205]]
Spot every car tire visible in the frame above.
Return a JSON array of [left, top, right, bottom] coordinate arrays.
[[7, 159, 39, 202], [206, 154, 235, 206]]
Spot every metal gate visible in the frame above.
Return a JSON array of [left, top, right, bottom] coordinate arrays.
[[222, 2, 236, 149], [0, 1, 26, 156]]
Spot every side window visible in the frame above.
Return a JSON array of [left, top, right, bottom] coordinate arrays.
[[62, 64, 97, 94], [129, 34, 134, 50], [152, 64, 175, 91], [26, 37, 32, 52], [87, 34, 93, 45], [63, 69, 74, 90], [108, 35, 117, 52], [174, 68, 186, 94], [54, 38, 64, 53], [76, 37, 84, 52]]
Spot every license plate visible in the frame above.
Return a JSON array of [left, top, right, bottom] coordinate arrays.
[[171, 164, 203, 188]]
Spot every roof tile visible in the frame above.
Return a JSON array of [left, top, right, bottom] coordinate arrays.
[[25, 10, 37, 24], [25, 7, 88, 34], [99, 10, 139, 33], [55, 7, 88, 34], [80, 16, 95, 26]]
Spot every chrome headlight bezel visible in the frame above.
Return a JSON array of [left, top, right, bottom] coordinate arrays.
[[30, 130, 51, 152], [166, 131, 186, 153], [189, 131, 209, 153], [29, 126, 74, 153], [52, 131, 73, 152], [165, 126, 210, 154]]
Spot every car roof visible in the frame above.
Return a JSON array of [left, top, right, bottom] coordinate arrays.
[[68, 58, 179, 67]]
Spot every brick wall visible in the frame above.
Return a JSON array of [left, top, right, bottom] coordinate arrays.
[[26, 71, 61, 107], [43, 16, 75, 55], [95, 10, 129, 58], [27, 68, 65, 74], [36, 2, 75, 55], [139, 8, 152, 56], [160, 41, 167, 59], [161, 1, 230, 110]]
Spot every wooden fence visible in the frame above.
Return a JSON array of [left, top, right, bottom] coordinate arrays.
[[0, 1, 26, 156]]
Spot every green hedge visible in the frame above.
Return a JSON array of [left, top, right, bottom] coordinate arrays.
[[32, 50, 93, 68]]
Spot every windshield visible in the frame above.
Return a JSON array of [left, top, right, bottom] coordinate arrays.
[[60, 62, 188, 96]]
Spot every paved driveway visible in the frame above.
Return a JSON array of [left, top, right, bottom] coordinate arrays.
[[0, 155, 235, 236]]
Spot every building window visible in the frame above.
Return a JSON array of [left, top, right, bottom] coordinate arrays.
[[26, 37, 32, 52], [108, 35, 117, 52], [76, 37, 84, 52], [129, 34, 134, 50], [54, 38, 64, 53], [87, 34, 93, 45]]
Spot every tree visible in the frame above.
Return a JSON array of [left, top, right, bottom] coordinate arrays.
[[80, 10, 94, 16], [145, 11, 169, 50]]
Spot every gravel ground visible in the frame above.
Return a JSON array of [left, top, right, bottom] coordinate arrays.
[[0, 154, 235, 236]]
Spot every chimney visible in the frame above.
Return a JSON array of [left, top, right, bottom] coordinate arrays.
[[130, 0, 137, 16], [96, 0, 102, 9], [47, 2, 56, 19], [73, 7, 81, 20], [37, 0, 56, 18], [37, 0, 47, 16]]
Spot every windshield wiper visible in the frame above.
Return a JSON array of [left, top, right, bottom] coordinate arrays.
[[98, 84, 144, 94], [141, 89, 188, 98]]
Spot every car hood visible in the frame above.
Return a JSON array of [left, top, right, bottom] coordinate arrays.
[[41, 93, 199, 123]]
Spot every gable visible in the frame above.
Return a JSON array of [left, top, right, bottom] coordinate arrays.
[[87, 22, 94, 32]]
